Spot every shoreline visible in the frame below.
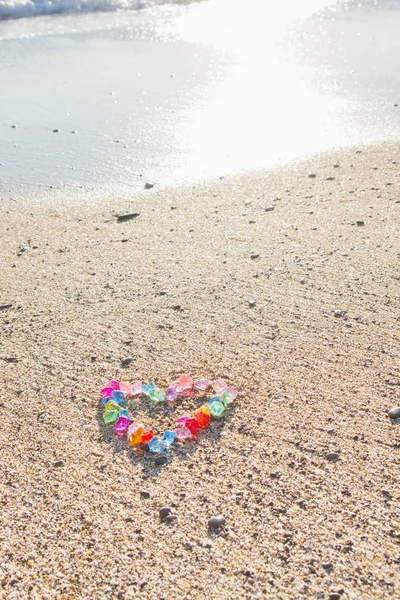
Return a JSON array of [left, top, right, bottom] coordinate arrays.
[[1, 141, 400, 599]]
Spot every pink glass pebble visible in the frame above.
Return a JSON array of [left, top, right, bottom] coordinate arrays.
[[214, 378, 228, 394], [166, 386, 177, 401], [175, 424, 192, 441], [114, 416, 131, 436], [223, 387, 237, 400], [131, 382, 143, 396], [108, 380, 121, 390], [176, 375, 194, 393], [194, 379, 210, 391], [100, 386, 114, 399], [177, 415, 190, 424], [119, 382, 133, 397], [182, 388, 194, 399]]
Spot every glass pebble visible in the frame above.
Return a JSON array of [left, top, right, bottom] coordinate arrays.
[[141, 430, 154, 444], [194, 379, 210, 391], [101, 396, 112, 405], [224, 387, 237, 400], [118, 408, 130, 418], [127, 422, 145, 446], [214, 378, 228, 394], [209, 395, 221, 404], [220, 390, 235, 407], [165, 386, 177, 401], [194, 409, 211, 428], [185, 417, 200, 435], [114, 416, 131, 436], [100, 386, 115, 399], [149, 387, 165, 404], [104, 399, 119, 412], [209, 400, 225, 418], [176, 375, 194, 393], [148, 436, 168, 453], [103, 409, 119, 424], [177, 415, 190, 424], [112, 390, 126, 405], [142, 382, 156, 396], [119, 382, 133, 397], [175, 424, 192, 441], [131, 382, 143, 396], [163, 430, 176, 446]]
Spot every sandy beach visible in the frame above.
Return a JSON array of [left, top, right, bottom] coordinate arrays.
[[1, 142, 400, 599]]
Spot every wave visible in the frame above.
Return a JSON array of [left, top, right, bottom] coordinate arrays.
[[0, 0, 199, 21]]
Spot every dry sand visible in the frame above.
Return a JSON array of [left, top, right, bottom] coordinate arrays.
[[1, 143, 400, 599]]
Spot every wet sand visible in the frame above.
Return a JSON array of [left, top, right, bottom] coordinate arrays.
[[1, 143, 400, 599]]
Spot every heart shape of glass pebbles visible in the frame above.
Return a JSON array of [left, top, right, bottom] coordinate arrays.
[[100, 376, 237, 454]]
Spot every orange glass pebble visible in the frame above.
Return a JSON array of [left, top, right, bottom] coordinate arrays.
[[127, 422, 145, 446], [141, 430, 154, 444], [194, 409, 211, 428]]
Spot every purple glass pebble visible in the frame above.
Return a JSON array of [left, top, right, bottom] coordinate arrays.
[[114, 416, 131, 436], [194, 379, 210, 391], [214, 378, 228, 394], [165, 386, 178, 401], [223, 387, 237, 400]]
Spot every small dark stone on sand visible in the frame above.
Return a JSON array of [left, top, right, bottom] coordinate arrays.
[[300, 278, 306, 284], [334, 310, 346, 318], [333, 163, 340, 168], [209, 516, 226, 529], [326, 452, 340, 461], [91, 356, 97, 361], [265, 206, 275, 212], [158, 290, 167, 295], [121, 356, 133, 366], [140, 490, 150, 499], [250, 252, 259, 260], [4, 356, 18, 363], [308, 173, 317, 178], [53, 129, 59, 133], [388, 407, 400, 420], [117, 212, 140, 222], [155, 455, 168, 466], [356, 220, 365, 226], [0, 303, 13, 310], [248, 300, 256, 308], [172, 304, 182, 311], [144, 182, 154, 189], [165, 514, 178, 523], [159, 507, 172, 519], [329, 594, 341, 600], [54, 461, 64, 468], [326, 176, 335, 181]]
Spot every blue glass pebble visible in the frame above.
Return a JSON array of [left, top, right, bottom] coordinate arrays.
[[112, 390, 126, 405], [118, 408, 130, 418], [102, 396, 112, 405], [163, 430, 176, 447], [148, 436, 168, 453], [209, 396, 221, 404], [142, 382, 156, 396]]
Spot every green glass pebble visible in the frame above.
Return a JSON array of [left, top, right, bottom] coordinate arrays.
[[220, 390, 234, 407], [149, 387, 165, 404], [104, 399, 118, 412], [103, 409, 119, 424], [209, 400, 225, 418]]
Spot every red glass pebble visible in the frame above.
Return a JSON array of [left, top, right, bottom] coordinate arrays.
[[185, 417, 200, 434], [141, 430, 154, 444], [194, 410, 211, 428]]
